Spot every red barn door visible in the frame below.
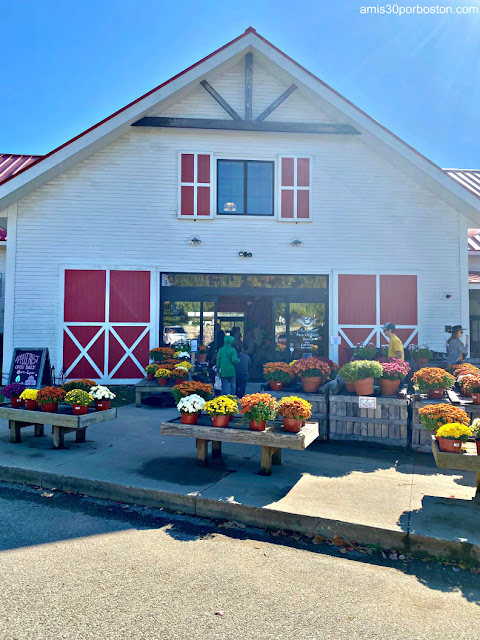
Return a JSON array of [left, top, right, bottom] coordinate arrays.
[[63, 269, 152, 382], [337, 274, 418, 364]]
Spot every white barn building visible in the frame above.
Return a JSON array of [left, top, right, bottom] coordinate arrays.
[[1, 28, 480, 383]]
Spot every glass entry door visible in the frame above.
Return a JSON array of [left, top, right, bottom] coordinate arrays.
[[274, 300, 327, 360]]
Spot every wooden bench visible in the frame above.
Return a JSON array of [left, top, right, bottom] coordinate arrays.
[[161, 416, 319, 475], [431, 435, 480, 502], [0, 403, 117, 449], [135, 378, 174, 407]]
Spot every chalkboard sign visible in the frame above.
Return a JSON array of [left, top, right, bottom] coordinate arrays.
[[8, 348, 52, 388]]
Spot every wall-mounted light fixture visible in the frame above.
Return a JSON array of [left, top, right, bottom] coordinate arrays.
[[291, 239, 303, 247], [189, 236, 201, 246], [238, 251, 253, 258]]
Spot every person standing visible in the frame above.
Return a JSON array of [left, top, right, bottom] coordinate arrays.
[[235, 345, 251, 398], [383, 322, 404, 360], [216, 335, 238, 395], [445, 325, 469, 366]]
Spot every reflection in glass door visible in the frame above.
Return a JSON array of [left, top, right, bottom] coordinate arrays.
[[274, 301, 327, 361]]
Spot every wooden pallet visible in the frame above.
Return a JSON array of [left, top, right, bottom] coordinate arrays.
[[329, 394, 409, 447]]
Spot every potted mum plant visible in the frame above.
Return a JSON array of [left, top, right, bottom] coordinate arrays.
[[240, 393, 277, 431], [291, 358, 331, 393], [276, 396, 312, 433], [409, 345, 433, 367], [379, 358, 411, 396], [338, 362, 357, 393], [20, 388, 39, 410], [349, 360, 383, 396], [177, 393, 206, 424], [461, 375, 480, 404], [175, 361, 193, 372], [457, 374, 476, 397], [418, 403, 469, 431], [62, 379, 96, 393], [1, 383, 26, 408], [172, 367, 189, 385], [263, 362, 294, 391], [435, 422, 472, 454], [196, 344, 208, 364], [352, 342, 377, 360], [90, 385, 116, 411], [471, 419, 480, 455], [154, 368, 171, 386], [452, 363, 480, 378], [145, 364, 158, 381], [149, 347, 175, 363], [64, 389, 93, 416], [412, 368, 455, 399], [174, 350, 191, 361], [37, 386, 66, 413], [203, 395, 238, 427], [171, 381, 214, 404]]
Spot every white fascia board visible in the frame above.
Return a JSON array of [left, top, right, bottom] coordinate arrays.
[[0, 35, 257, 211]]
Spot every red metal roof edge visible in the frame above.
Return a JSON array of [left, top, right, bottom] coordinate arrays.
[[1, 25, 479, 204]]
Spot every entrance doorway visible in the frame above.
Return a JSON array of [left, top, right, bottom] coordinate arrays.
[[160, 273, 328, 378]]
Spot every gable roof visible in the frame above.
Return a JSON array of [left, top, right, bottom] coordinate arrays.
[[2, 27, 480, 223], [0, 154, 42, 185]]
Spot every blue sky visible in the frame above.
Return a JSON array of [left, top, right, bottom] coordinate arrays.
[[1, 0, 480, 168]]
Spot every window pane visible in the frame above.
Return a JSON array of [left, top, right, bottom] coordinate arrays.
[[247, 162, 273, 215], [217, 161, 244, 214], [162, 301, 200, 345], [246, 275, 327, 288], [162, 273, 243, 287]]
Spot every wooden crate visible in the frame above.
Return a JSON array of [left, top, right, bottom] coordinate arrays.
[[268, 389, 328, 440], [329, 394, 409, 447], [411, 397, 450, 453]]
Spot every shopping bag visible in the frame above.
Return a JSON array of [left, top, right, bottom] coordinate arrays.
[[214, 375, 222, 391]]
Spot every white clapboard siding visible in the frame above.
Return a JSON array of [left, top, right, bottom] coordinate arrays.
[[12, 126, 463, 368]]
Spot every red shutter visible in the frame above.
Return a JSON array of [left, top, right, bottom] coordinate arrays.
[[279, 156, 311, 220], [180, 153, 212, 217]]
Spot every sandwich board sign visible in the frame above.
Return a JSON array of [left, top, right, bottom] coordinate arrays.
[[8, 348, 52, 388]]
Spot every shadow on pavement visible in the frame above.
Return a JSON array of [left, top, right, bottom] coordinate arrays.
[[1, 482, 479, 605]]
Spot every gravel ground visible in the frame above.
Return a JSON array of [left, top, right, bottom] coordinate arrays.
[[0, 482, 479, 640]]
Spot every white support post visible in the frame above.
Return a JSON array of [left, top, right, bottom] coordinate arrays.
[[2, 203, 17, 382]]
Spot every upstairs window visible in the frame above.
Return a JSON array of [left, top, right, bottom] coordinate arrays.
[[217, 160, 274, 216]]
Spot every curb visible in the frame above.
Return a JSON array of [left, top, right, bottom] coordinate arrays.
[[1, 464, 479, 564]]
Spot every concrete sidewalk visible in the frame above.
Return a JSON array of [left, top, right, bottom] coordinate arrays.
[[1, 404, 479, 563]]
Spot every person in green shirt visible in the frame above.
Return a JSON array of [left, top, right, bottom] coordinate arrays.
[[383, 322, 404, 360], [216, 335, 238, 395]]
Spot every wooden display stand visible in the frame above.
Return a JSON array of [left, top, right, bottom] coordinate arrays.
[[431, 435, 480, 502], [135, 378, 174, 407], [161, 416, 319, 475], [0, 403, 117, 449]]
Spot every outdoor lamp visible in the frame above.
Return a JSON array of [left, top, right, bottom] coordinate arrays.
[[189, 236, 201, 246], [223, 202, 237, 212], [291, 239, 303, 247]]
